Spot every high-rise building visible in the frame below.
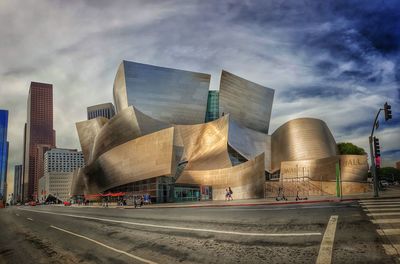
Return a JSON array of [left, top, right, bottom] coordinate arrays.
[[205, 90, 219, 122], [23, 82, 56, 201], [13, 165, 23, 203], [0, 110, 9, 202], [397, 161, 400, 170], [87, 103, 115, 120], [39, 148, 84, 202]]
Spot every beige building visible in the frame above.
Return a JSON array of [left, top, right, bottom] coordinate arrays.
[[39, 148, 84, 202]]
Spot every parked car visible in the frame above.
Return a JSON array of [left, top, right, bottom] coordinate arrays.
[[380, 180, 389, 187], [29, 201, 36, 206], [63, 201, 71, 206]]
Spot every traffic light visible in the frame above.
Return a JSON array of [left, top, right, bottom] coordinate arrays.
[[374, 137, 380, 157], [384, 102, 392, 121]]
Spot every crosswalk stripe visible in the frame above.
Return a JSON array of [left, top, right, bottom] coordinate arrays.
[[361, 202, 400, 206], [382, 244, 400, 256], [364, 208, 400, 212], [372, 219, 400, 224], [378, 229, 400, 236], [360, 199, 400, 203], [362, 205, 400, 208], [367, 212, 400, 217]]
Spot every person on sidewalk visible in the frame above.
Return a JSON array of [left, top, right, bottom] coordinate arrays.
[[228, 187, 233, 201], [225, 188, 230, 201]]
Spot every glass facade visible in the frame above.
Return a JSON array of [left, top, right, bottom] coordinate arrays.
[[174, 185, 200, 202], [205, 90, 219, 122], [0, 110, 8, 201]]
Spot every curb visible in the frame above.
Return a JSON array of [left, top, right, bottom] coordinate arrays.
[[68, 195, 400, 210], [126, 198, 356, 210]]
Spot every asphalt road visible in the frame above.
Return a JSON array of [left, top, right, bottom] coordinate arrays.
[[0, 201, 396, 264]]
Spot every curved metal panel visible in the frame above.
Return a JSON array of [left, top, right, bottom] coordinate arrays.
[[90, 107, 141, 163], [76, 117, 108, 162], [113, 62, 128, 114], [174, 114, 231, 171], [280, 155, 368, 183], [280, 156, 338, 181], [70, 168, 86, 196], [339, 155, 368, 182], [228, 119, 272, 172], [176, 153, 265, 200], [84, 127, 176, 194], [113, 60, 211, 125], [219, 70, 274, 133], [271, 118, 338, 172]]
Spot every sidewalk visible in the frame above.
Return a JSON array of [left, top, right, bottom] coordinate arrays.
[[70, 187, 400, 210]]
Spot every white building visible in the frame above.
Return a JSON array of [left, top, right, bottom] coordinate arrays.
[[39, 148, 84, 202]]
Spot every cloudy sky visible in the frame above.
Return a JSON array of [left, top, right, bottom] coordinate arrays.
[[1, 0, 399, 195]]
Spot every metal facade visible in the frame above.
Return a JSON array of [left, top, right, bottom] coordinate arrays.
[[113, 60, 211, 125]]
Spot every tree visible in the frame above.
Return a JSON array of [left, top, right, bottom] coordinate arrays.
[[337, 142, 366, 155], [378, 167, 400, 182]]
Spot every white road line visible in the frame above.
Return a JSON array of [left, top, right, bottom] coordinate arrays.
[[50, 225, 157, 264], [218, 205, 348, 211], [378, 229, 400, 236], [361, 202, 400, 206], [363, 208, 400, 212], [367, 212, 400, 217], [19, 208, 321, 237], [382, 244, 400, 256], [16, 214, 20, 216], [372, 219, 400, 224], [360, 200, 400, 204], [361, 204, 400, 208], [27, 218, 33, 221], [315, 215, 339, 264]]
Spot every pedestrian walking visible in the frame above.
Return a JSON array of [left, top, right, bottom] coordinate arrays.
[[228, 187, 233, 201], [225, 188, 230, 201]]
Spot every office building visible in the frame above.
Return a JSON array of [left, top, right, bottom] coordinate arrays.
[[13, 165, 23, 203], [0, 110, 8, 202], [39, 148, 84, 202], [87, 103, 115, 120], [23, 82, 56, 201]]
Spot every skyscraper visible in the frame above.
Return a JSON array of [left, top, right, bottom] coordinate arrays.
[[13, 164, 23, 203], [87, 103, 115, 120], [0, 110, 9, 202], [23, 82, 56, 201]]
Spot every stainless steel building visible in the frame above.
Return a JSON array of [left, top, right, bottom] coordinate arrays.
[[72, 60, 369, 202], [113, 60, 211, 125]]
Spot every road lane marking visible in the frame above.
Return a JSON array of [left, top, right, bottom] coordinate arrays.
[[372, 219, 400, 224], [315, 215, 338, 264], [218, 205, 350, 211], [50, 225, 157, 264], [361, 204, 400, 208], [360, 200, 400, 204], [382, 244, 400, 256], [367, 212, 400, 217], [19, 208, 321, 237], [363, 208, 400, 212], [378, 229, 400, 236], [16, 214, 20, 216], [27, 218, 33, 221], [361, 202, 400, 206]]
